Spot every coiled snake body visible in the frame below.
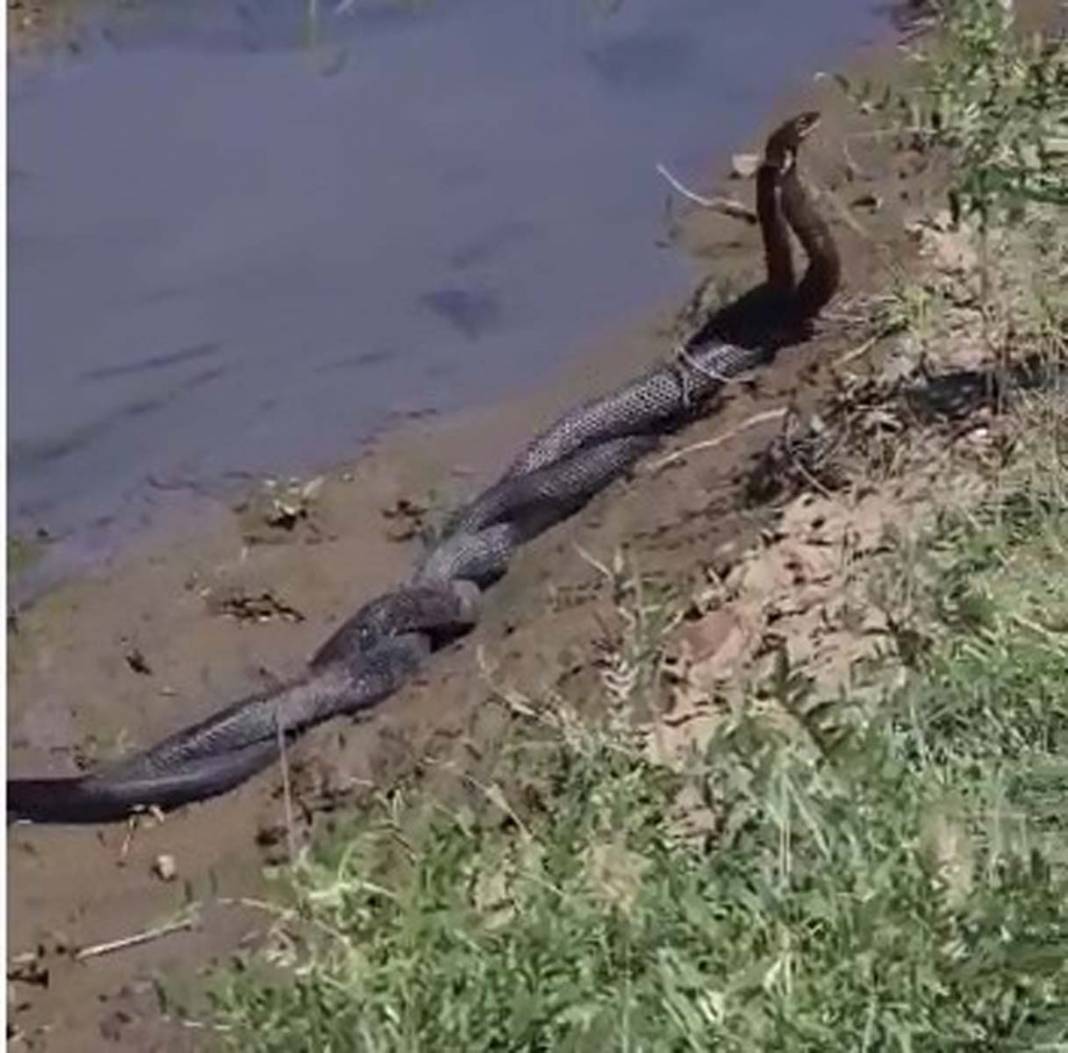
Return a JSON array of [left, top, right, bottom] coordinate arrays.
[[8, 113, 839, 824]]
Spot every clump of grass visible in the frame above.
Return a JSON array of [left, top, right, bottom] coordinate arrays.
[[842, 0, 1068, 222], [212, 493, 1068, 1049], [920, 0, 1067, 219]]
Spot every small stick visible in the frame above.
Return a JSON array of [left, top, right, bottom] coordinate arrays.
[[75, 915, 197, 961], [459, 771, 531, 840], [118, 815, 138, 865], [655, 163, 758, 224], [217, 895, 285, 915], [841, 138, 874, 182], [117, 805, 166, 866], [649, 408, 788, 471], [573, 542, 614, 581], [834, 334, 881, 369], [788, 446, 835, 501], [173, 1019, 232, 1033]]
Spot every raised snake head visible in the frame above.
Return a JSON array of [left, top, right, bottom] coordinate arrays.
[[764, 111, 821, 174]]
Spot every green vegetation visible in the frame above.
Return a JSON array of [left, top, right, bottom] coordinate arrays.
[[212, 485, 1068, 1051], [841, 0, 1068, 220], [211, 3, 1068, 1049], [920, 0, 1068, 216]]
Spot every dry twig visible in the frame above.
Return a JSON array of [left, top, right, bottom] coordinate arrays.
[[835, 334, 882, 369], [655, 164, 758, 224], [75, 913, 198, 961], [649, 408, 789, 471]]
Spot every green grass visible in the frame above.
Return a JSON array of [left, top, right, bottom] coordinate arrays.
[[211, 488, 1068, 1050], [840, 0, 1068, 221]]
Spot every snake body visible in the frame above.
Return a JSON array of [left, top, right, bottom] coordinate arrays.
[[8, 114, 839, 825]]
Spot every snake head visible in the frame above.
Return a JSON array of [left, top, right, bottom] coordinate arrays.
[[764, 111, 822, 173], [791, 111, 822, 141]]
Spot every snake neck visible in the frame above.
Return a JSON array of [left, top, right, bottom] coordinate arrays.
[[756, 161, 795, 298], [780, 167, 842, 320]]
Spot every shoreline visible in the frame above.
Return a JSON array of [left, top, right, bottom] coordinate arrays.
[[6, 285, 690, 612]]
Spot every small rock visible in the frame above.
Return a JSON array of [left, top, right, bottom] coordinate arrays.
[[730, 153, 761, 179], [384, 522, 419, 543], [152, 854, 177, 882], [381, 496, 428, 519], [381, 496, 428, 542], [8, 954, 48, 989], [266, 500, 304, 530], [301, 476, 325, 501], [930, 208, 955, 232], [124, 647, 152, 676], [851, 192, 883, 212], [255, 822, 286, 849]]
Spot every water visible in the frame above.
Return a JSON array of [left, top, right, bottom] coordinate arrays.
[[9, 0, 887, 570]]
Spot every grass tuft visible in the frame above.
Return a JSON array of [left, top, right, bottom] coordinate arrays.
[[211, 484, 1068, 1049]]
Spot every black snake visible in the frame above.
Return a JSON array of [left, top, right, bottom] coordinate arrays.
[[8, 113, 839, 825]]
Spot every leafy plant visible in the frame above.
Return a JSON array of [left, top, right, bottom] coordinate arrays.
[[838, 0, 1068, 224]]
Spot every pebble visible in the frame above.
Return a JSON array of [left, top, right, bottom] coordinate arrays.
[[152, 854, 177, 882], [731, 153, 761, 178]]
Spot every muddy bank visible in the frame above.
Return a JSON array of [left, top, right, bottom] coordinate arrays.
[[5, 18, 959, 1053]]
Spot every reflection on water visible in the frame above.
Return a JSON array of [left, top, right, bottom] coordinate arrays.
[[9, 0, 885, 574]]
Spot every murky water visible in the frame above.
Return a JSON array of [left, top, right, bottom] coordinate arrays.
[[9, 0, 886, 569]]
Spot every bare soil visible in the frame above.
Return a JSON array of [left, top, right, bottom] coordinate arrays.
[[7, 26, 951, 1051]]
